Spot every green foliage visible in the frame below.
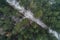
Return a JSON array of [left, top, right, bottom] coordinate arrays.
[[0, 0, 60, 40]]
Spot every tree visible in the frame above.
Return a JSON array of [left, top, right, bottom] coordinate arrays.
[[0, 0, 60, 40]]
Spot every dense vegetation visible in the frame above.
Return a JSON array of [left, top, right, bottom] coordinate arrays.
[[0, 0, 60, 40]]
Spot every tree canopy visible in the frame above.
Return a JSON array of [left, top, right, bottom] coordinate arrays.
[[0, 0, 60, 40]]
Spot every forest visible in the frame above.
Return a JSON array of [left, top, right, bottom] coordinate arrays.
[[0, 0, 60, 40]]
